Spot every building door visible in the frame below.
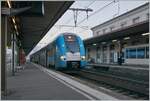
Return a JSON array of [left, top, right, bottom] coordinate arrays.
[[96, 47, 101, 63], [103, 46, 107, 63], [110, 44, 115, 63]]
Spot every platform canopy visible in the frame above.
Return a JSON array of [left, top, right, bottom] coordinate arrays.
[[2, 1, 73, 55], [84, 20, 149, 46]]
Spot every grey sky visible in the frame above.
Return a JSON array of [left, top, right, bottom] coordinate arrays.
[[28, 0, 149, 56]]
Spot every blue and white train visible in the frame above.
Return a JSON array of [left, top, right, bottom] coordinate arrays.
[[30, 33, 86, 71]]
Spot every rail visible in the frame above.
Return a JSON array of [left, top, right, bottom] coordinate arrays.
[[78, 69, 149, 96]]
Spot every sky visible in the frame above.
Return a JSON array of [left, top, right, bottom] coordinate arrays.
[[28, 0, 149, 57]]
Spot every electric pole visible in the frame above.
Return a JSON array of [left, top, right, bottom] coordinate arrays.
[[69, 8, 93, 27]]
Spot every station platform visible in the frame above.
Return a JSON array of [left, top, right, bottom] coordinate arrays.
[[2, 62, 117, 100], [3, 62, 90, 100], [87, 63, 149, 82], [87, 63, 149, 70]]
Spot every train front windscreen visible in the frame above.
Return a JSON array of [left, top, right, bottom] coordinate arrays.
[[64, 35, 80, 53]]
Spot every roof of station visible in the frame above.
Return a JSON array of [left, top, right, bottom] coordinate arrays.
[[84, 20, 149, 46], [2, 1, 73, 55]]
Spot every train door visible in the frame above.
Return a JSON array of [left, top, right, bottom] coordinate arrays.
[[46, 49, 48, 68], [52, 44, 55, 66]]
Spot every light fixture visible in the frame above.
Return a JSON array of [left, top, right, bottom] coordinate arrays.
[[12, 18, 16, 24], [112, 39, 117, 42], [101, 42, 106, 44], [60, 56, 66, 61], [14, 25, 17, 30], [81, 56, 86, 60], [6, 0, 11, 8], [93, 43, 97, 46], [16, 31, 19, 35], [124, 37, 130, 40], [142, 33, 150, 36]]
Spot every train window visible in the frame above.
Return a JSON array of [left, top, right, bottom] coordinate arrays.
[[137, 47, 145, 58], [128, 48, 136, 58], [66, 41, 79, 52], [64, 35, 79, 53], [146, 47, 149, 58]]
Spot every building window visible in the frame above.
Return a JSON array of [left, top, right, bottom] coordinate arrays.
[[120, 21, 127, 28], [96, 31, 100, 36], [146, 13, 149, 20], [110, 44, 115, 50], [96, 32, 99, 36], [128, 48, 136, 58], [87, 48, 91, 60], [126, 46, 149, 59], [137, 47, 145, 58], [126, 49, 129, 59], [110, 26, 115, 31], [133, 17, 140, 24], [96, 47, 100, 58], [146, 47, 149, 58], [102, 28, 107, 34]]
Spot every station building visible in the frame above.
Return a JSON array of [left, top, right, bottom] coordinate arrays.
[[84, 3, 149, 65]]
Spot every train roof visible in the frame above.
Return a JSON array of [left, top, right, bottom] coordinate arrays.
[[31, 32, 80, 55]]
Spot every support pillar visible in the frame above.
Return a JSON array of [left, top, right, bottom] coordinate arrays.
[[118, 41, 123, 65], [11, 33, 16, 76], [1, 16, 7, 95], [107, 44, 110, 64]]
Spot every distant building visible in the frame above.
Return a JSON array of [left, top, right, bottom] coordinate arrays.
[[84, 3, 149, 65]]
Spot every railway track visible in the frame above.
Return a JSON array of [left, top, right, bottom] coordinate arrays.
[[67, 69, 149, 100]]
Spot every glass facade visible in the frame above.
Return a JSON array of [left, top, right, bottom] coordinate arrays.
[[146, 47, 149, 58], [126, 46, 149, 59], [103, 46, 107, 63], [128, 49, 136, 58], [137, 47, 145, 58]]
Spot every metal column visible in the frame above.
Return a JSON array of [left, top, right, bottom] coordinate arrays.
[[118, 41, 123, 65], [11, 33, 15, 76], [1, 16, 7, 95]]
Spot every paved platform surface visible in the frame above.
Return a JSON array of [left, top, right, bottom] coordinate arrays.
[[88, 63, 149, 70], [2, 62, 89, 100]]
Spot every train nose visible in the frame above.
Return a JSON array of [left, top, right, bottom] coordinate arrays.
[[67, 61, 80, 68], [72, 62, 79, 68]]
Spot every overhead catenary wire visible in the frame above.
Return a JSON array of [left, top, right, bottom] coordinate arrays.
[[77, 0, 116, 26], [64, 1, 96, 25], [66, 0, 116, 32], [55, 1, 96, 32]]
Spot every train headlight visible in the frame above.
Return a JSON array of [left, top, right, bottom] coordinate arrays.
[[60, 56, 66, 61], [81, 56, 86, 60]]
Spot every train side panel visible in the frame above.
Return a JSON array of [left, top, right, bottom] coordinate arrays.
[[77, 36, 87, 68], [55, 35, 67, 70], [39, 50, 47, 67], [47, 43, 55, 68]]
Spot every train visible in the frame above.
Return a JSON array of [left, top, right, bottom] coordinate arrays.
[[30, 33, 87, 71]]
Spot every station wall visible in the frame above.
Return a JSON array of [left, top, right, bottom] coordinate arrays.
[[92, 3, 149, 37], [86, 34, 149, 65]]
